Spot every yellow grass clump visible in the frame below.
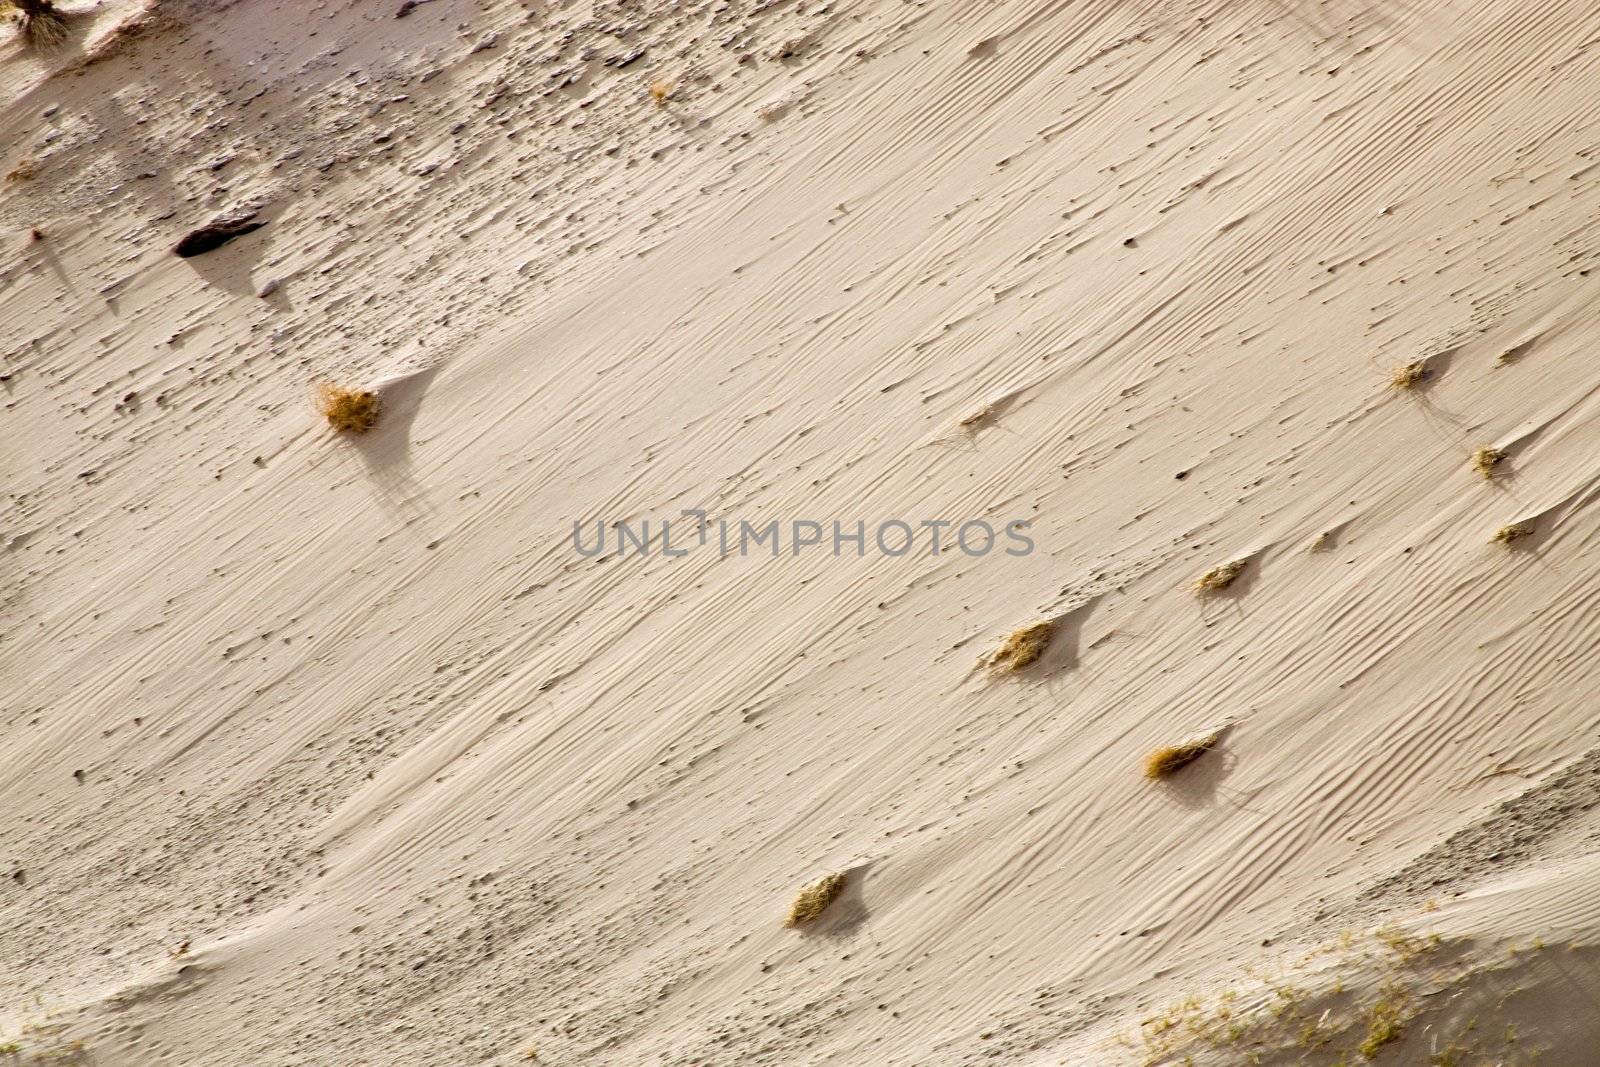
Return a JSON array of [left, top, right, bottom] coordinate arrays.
[[1491, 520, 1533, 546], [1470, 446, 1506, 479], [317, 383, 380, 434], [648, 78, 675, 106], [1143, 728, 1222, 780], [988, 620, 1055, 674], [5, 157, 36, 183], [785, 872, 846, 928], [1193, 559, 1245, 594], [1389, 360, 1428, 389]]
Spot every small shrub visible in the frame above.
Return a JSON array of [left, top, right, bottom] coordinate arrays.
[[317, 382, 380, 434], [1470, 447, 1505, 479], [4, 0, 70, 48], [648, 78, 675, 105], [5, 158, 36, 183], [1143, 728, 1222, 779], [785, 872, 846, 927], [1193, 560, 1245, 594], [988, 620, 1055, 674]]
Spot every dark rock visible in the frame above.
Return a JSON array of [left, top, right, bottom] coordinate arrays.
[[173, 208, 265, 258], [605, 48, 645, 69]]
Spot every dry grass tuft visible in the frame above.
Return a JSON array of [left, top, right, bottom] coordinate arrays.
[[785, 872, 846, 927], [1124, 923, 1539, 1065], [648, 78, 676, 106], [4, 0, 70, 47], [1193, 559, 1246, 594], [958, 403, 995, 429], [1491, 520, 1533, 547], [988, 620, 1055, 674], [1373, 925, 1442, 964], [5, 157, 36, 183], [1388, 360, 1428, 390], [0, 1021, 84, 1061], [1143, 728, 1222, 780], [1357, 982, 1410, 1058], [1496, 341, 1531, 366], [317, 383, 380, 434], [1470, 446, 1506, 479]]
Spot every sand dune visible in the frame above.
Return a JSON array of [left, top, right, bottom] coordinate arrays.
[[5, 0, 1600, 1063]]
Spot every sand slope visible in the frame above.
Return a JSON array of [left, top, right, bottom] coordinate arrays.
[[5, 0, 1600, 1064]]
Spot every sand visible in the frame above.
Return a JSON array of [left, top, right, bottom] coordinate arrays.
[[4, 0, 1600, 1064]]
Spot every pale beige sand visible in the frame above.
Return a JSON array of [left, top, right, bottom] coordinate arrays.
[[4, 0, 1600, 1064]]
